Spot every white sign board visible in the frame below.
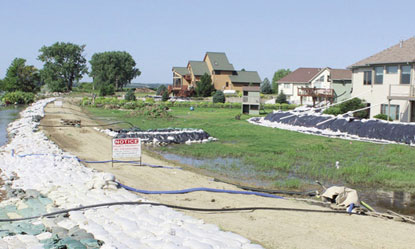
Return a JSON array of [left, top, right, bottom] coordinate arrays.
[[112, 138, 141, 159]]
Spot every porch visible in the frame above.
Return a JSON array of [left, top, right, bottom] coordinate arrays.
[[297, 87, 334, 106]]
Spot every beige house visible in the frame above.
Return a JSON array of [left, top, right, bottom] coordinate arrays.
[[241, 86, 260, 115], [277, 67, 351, 105], [170, 52, 261, 96], [349, 37, 415, 122]]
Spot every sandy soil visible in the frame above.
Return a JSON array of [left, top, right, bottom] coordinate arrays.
[[40, 98, 415, 249]]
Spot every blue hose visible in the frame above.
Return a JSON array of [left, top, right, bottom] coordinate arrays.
[[117, 182, 284, 199]]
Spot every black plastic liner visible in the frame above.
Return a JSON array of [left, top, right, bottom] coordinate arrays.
[[256, 112, 415, 145], [109, 128, 214, 146]]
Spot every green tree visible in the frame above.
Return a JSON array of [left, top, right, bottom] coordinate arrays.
[[275, 90, 288, 104], [195, 73, 215, 97], [272, 69, 291, 94], [260, 77, 272, 94], [212, 90, 225, 103], [38, 42, 88, 92], [1, 58, 41, 93], [89, 51, 140, 91], [156, 85, 167, 95]]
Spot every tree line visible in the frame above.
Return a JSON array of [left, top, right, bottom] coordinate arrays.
[[0, 42, 140, 97]]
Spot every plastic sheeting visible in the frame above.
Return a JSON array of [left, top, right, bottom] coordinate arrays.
[[250, 111, 415, 145]]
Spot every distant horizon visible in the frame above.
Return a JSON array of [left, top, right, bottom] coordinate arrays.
[[1, 0, 414, 83]]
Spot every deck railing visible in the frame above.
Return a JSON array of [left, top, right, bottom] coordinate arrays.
[[297, 87, 334, 97], [388, 84, 415, 98]]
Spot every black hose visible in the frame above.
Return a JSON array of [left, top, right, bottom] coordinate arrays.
[[213, 178, 317, 197], [0, 201, 352, 222]]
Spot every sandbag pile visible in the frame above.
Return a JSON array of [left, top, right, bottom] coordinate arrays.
[[0, 98, 260, 248], [97, 128, 217, 146], [250, 111, 415, 145]]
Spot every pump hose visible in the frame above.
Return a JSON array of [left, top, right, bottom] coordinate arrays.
[[0, 201, 351, 223], [117, 182, 284, 199]]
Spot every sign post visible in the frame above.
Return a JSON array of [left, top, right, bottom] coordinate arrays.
[[112, 138, 141, 167]]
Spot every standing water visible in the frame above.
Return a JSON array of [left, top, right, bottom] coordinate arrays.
[[0, 106, 23, 146]]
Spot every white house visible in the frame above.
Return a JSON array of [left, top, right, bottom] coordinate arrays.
[[277, 67, 351, 105], [349, 37, 415, 122]]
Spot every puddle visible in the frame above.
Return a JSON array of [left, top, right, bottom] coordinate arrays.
[[159, 152, 415, 217]]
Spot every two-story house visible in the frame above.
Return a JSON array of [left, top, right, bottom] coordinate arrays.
[[349, 37, 415, 122], [170, 52, 261, 96], [277, 67, 351, 105]]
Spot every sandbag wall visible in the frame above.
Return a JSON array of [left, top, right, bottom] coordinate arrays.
[[252, 111, 415, 145], [109, 128, 216, 146]]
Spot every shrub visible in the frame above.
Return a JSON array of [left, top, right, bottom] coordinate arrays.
[[122, 101, 137, 109], [323, 98, 369, 119], [212, 90, 225, 103], [2, 91, 35, 104], [124, 89, 136, 101], [374, 113, 393, 121], [275, 91, 288, 104], [162, 91, 169, 101], [145, 97, 155, 104]]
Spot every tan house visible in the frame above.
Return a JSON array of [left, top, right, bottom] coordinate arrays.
[[349, 37, 415, 122], [170, 52, 261, 96], [277, 67, 351, 105]]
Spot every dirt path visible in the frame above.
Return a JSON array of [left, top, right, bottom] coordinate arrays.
[[41, 98, 415, 249]]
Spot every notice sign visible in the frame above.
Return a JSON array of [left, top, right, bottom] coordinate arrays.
[[112, 138, 141, 159]]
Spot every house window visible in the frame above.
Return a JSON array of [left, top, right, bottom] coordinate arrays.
[[401, 65, 411, 84], [284, 83, 290, 89], [363, 71, 372, 85], [386, 65, 398, 74], [381, 104, 400, 120], [374, 66, 383, 84], [226, 82, 229, 87]]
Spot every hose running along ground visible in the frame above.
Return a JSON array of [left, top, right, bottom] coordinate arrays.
[[0, 201, 352, 223]]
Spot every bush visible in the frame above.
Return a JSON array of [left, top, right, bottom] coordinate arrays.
[[323, 98, 369, 119], [2, 91, 35, 104], [275, 91, 288, 104], [124, 89, 136, 101], [212, 90, 225, 103], [162, 91, 169, 101], [374, 113, 393, 121], [99, 84, 115, 96], [145, 97, 155, 104]]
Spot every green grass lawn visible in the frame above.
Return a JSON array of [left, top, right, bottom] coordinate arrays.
[[86, 106, 415, 192]]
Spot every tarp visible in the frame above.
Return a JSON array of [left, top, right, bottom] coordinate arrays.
[[252, 111, 415, 145]]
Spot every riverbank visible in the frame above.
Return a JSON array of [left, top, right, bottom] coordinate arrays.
[[39, 97, 415, 248], [0, 98, 262, 248]]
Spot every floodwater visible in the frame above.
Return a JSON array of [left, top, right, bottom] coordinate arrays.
[[0, 105, 23, 146], [159, 152, 415, 217]]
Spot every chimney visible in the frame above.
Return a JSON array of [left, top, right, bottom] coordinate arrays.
[[400, 40, 404, 48]]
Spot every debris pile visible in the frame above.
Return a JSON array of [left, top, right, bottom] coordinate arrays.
[[250, 111, 415, 145], [97, 127, 217, 146]]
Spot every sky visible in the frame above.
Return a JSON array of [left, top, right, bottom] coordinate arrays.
[[0, 0, 414, 83]]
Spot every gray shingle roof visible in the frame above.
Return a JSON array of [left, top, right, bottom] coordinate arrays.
[[349, 37, 415, 68], [205, 52, 235, 71], [172, 67, 189, 76], [230, 71, 261, 84], [188, 61, 210, 76]]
